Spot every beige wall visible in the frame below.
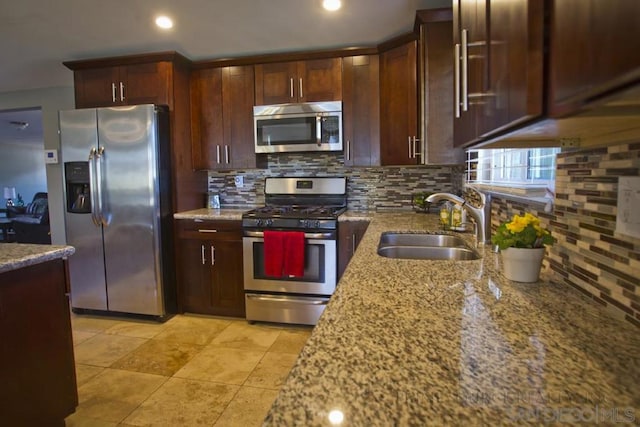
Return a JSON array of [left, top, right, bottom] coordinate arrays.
[[0, 87, 75, 244]]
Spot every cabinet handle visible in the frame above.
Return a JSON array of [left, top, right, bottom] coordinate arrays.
[[461, 29, 469, 112], [211, 245, 215, 265], [201, 245, 206, 265], [352, 234, 356, 255], [119, 82, 125, 102], [224, 145, 230, 164], [408, 136, 412, 158], [346, 139, 351, 161], [316, 116, 322, 145], [198, 229, 218, 233], [412, 136, 421, 159], [290, 78, 294, 98], [216, 145, 221, 164], [111, 83, 117, 103], [454, 43, 461, 118], [299, 78, 303, 99]]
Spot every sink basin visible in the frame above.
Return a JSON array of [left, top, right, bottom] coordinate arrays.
[[377, 246, 480, 260], [378, 232, 468, 248], [377, 232, 480, 261]]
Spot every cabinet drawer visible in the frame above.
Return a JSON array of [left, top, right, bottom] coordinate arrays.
[[176, 219, 241, 239]]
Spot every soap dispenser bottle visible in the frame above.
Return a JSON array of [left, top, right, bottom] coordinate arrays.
[[439, 202, 452, 230]]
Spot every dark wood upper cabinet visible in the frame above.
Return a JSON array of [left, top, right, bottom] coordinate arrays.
[[418, 8, 464, 164], [191, 66, 265, 170], [453, 0, 544, 147], [379, 40, 419, 165], [549, 0, 640, 116], [255, 58, 342, 105], [71, 62, 172, 109], [342, 55, 380, 167]]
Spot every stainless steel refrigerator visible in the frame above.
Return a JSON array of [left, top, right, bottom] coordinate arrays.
[[60, 104, 175, 319]]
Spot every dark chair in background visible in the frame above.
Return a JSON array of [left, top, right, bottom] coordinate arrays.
[[8, 192, 51, 244]]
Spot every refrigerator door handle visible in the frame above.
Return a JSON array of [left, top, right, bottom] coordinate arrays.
[[95, 146, 109, 226], [88, 147, 101, 226]]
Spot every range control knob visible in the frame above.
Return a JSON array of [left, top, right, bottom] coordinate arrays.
[[255, 219, 264, 227], [265, 219, 274, 227], [313, 220, 320, 228]]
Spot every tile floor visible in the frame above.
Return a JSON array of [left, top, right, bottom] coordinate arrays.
[[64, 313, 312, 426]]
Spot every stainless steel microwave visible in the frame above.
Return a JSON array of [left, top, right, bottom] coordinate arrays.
[[253, 101, 342, 154]]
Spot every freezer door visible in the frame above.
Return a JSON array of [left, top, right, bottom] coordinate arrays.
[[60, 109, 108, 310], [97, 105, 165, 315]]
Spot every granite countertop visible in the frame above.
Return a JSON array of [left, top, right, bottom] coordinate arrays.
[[0, 243, 75, 274], [265, 212, 640, 426], [173, 208, 246, 221]]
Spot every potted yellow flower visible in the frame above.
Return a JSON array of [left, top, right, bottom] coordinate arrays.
[[492, 212, 554, 282]]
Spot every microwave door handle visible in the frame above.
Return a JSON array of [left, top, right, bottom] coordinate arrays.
[[316, 115, 322, 146]]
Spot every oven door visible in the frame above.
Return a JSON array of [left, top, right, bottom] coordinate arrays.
[[242, 231, 337, 295]]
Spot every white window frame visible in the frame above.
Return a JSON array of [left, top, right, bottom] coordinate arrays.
[[465, 147, 560, 200]]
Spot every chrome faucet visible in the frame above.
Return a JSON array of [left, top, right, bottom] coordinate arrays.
[[426, 191, 492, 245]]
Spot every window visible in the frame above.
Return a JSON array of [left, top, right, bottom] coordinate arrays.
[[465, 147, 560, 196]]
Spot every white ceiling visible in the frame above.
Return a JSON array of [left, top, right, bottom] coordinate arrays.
[[0, 0, 450, 143], [0, 0, 451, 94]]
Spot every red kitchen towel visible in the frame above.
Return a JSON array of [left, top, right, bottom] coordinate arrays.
[[264, 231, 285, 277], [283, 231, 305, 278]]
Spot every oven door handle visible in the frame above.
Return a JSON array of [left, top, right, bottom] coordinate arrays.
[[246, 294, 329, 305], [243, 230, 334, 239]]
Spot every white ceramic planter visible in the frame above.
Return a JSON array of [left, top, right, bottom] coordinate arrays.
[[500, 247, 545, 283]]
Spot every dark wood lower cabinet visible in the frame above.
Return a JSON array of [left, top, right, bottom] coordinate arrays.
[[338, 220, 370, 280], [0, 259, 78, 426], [176, 220, 245, 317]]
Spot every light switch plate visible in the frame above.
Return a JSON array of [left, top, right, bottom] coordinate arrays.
[[616, 176, 640, 239], [234, 175, 244, 188], [44, 149, 58, 164]]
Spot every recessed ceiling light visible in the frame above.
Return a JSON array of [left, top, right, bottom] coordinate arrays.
[[155, 16, 173, 29], [323, 0, 342, 12]]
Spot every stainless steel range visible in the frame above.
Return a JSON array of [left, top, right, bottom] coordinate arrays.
[[242, 176, 347, 325]]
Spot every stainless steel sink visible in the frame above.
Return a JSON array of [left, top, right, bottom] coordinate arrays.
[[377, 232, 480, 261], [378, 232, 468, 248], [377, 246, 480, 260]]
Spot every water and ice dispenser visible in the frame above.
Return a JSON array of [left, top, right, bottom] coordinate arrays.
[[64, 162, 91, 214]]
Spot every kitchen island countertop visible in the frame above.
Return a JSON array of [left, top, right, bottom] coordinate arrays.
[[265, 211, 640, 426], [0, 243, 75, 274]]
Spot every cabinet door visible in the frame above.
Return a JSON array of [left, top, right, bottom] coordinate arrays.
[[73, 62, 172, 108], [482, 0, 543, 136], [73, 67, 121, 108], [222, 66, 258, 169], [190, 68, 224, 170], [380, 41, 418, 165], [453, 0, 484, 147], [176, 220, 245, 317], [176, 238, 214, 314], [342, 55, 380, 167], [298, 58, 343, 103], [255, 62, 298, 105], [121, 62, 171, 106], [338, 220, 369, 280], [211, 238, 245, 317], [549, 0, 640, 115]]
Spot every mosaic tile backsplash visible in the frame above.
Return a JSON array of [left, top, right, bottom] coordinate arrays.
[[207, 153, 464, 211], [491, 141, 640, 328]]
